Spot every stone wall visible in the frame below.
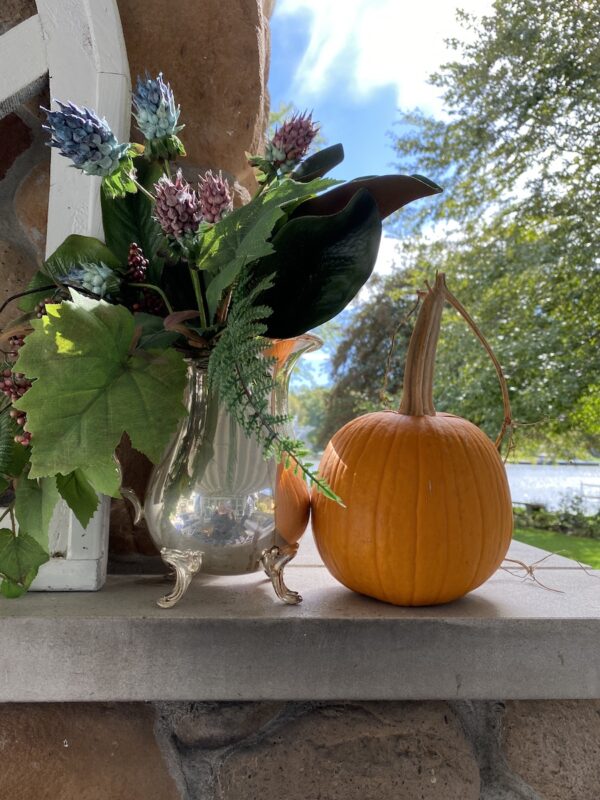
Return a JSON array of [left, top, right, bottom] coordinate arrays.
[[1, 700, 598, 799], [0, 88, 50, 329]]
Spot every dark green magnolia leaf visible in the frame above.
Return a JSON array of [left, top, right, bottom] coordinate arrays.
[[18, 271, 58, 313], [293, 174, 442, 221], [14, 470, 59, 548], [200, 176, 339, 320], [291, 144, 345, 182], [254, 188, 382, 338], [14, 293, 188, 483], [0, 528, 48, 596], [44, 234, 121, 281], [56, 469, 98, 528], [101, 159, 165, 283], [0, 477, 9, 495]]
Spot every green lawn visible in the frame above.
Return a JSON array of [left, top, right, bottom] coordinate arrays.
[[513, 528, 600, 568]]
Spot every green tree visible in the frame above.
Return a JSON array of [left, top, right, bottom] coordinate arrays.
[[316, 276, 415, 447], [329, 0, 600, 454]]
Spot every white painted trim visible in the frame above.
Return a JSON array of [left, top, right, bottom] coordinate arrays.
[[0, 16, 47, 112], [27, 0, 131, 590], [36, 0, 131, 252]]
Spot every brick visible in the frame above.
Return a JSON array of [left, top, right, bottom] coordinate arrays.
[[503, 700, 600, 800], [0, 0, 37, 35], [0, 239, 38, 326], [0, 114, 32, 180], [14, 160, 50, 261], [217, 702, 480, 800], [0, 703, 181, 800]]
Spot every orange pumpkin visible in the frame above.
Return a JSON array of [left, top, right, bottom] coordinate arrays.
[[311, 273, 513, 605], [275, 461, 311, 545]]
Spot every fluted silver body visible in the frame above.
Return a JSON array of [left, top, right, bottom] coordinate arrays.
[[143, 336, 320, 576]]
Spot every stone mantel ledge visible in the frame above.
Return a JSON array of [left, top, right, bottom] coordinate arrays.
[[1, 536, 599, 703]]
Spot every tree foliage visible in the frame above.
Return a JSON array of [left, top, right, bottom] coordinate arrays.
[[316, 276, 416, 448], [327, 0, 600, 454]]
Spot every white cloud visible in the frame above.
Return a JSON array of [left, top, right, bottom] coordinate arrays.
[[275, 0, 493, 112]]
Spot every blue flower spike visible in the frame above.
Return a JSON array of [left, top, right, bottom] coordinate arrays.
[[43, 101, 128, 178], [132, 73, 185, 159]]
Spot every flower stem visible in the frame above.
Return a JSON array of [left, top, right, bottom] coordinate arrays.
[[129, 283, 173, 314], [130, 176, 155, 202], [189, 269, 208, 330]]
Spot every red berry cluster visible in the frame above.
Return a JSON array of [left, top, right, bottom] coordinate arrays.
[[34, 296, 61, 318], [131, 290, 165, 315], [2, 337, 32, 446], [1, 370, 32, 447], [9, 408, 31, 446], [127, 242, 149, 282], [7, 335, 24, 360]]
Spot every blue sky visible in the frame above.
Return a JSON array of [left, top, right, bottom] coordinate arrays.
[[269, 0, 492, 181], [268, 0, 492, 385]]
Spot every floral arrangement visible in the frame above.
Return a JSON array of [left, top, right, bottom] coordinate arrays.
[[0, 73, 441, 596]]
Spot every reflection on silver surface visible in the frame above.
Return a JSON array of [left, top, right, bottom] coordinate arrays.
[[143, 336, 321, 581]]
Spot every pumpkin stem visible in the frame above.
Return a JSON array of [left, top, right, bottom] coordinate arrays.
[[442, 285, 513, 451], [399, 273, 446, 416], [399, 273, 513, 452]]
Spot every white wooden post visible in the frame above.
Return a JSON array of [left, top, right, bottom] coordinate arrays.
[[0, 1, 131, 590]]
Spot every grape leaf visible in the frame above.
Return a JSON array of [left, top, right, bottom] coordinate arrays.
[[200, 176, 339, 320], [0, 529, 49, 597], [0, 413, 29, 480], [14, 294, 188, 484], [56, 469, 98, 528], [79, 462, 121, 498], [14, 470, 60, 548]]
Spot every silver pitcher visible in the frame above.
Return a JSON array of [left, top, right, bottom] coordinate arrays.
[[124, 335, 321, 608]]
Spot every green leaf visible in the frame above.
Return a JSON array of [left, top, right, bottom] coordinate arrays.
[[134, 312, 180, 350], [14, 470, 60, 548], [14, 296, 188, 483], [101, 152, 138, 199], [44, 235, 121, 280], [291, 144, 345, 182], [293, 174, 443, 222], [79, 462, 121, 498], [0, 413, 29, 480], [18, 271, 58, 313], [1, 578, 27, 598], [101, 159, 165, 283], [200, 176, 339, 320], [254, 189, 382, 338], [0, 529, 49, 595], [55, 470, 99, 528]]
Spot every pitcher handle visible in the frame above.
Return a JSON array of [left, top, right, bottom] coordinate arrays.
[[120, 486, 144, 525]]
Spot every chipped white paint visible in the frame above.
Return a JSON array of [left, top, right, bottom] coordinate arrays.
[[0, 1, 131, 589]]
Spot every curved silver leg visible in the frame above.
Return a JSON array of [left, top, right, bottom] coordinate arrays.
[[158, 548, 203, 608], [260, 544, 302, 605]]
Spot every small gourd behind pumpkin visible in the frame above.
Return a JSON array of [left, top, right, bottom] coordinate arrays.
[[311, 273, 513, 606]]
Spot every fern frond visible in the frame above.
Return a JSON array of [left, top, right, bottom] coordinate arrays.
[[208, 272, 342, 503]]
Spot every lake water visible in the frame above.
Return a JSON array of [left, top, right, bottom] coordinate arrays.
[[506, 464, 600, 513]]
